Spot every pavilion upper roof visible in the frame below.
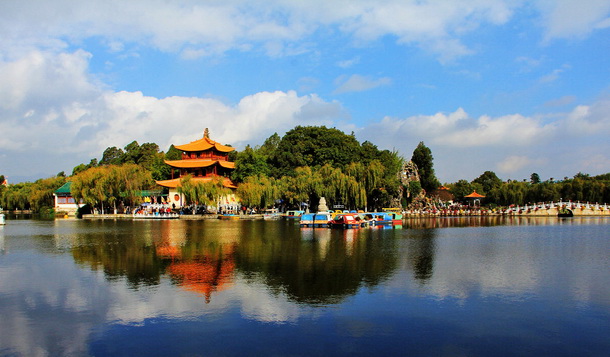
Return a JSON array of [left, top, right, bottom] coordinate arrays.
[[164, 159, 235, 169], [174, 135, 235, 153]]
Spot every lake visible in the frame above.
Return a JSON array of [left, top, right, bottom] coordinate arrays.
[[0, 216, 609, 356]]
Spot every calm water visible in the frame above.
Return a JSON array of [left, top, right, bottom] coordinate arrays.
[[0, 216, 609, 356]]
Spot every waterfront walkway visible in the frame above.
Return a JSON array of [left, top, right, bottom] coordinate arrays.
[[82, 213, 266, 220], [72, 200, 610, 220]]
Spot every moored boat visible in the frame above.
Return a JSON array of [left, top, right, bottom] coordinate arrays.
[[385, 211, 403, 225], [366, 212, 394, 226], [218, 214, 240, 220], [299, 213, 315, 227], [329, 213, 365, 229], [299, 212, 333, 228], [263, 208, 281, 220], [284, 210, 305, 219], [313, 212, 332, 227]]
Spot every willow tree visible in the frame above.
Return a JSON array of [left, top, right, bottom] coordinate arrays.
[[317, 164, 366, 210], [284, 166, 324, 209], [179, 175, 231, 207], [236, 175, 280, 208], [71, 166, 108, 210], [71, 164, 152, 212], [28, 176, 67, 211]]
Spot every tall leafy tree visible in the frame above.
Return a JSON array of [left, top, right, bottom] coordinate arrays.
[[473, 171, 503, 194], [272, 126, 362, 177], [530, 172, 541, 184], [232, 145, 271, 183], [411, 142, 440, 193], [100, 146, 125, 166], [258, 132, 281, 159], [165, 144, 182, 161]]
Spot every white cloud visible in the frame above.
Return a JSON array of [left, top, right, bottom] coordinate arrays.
[[1, 0, 607, 64], [0, 49, 344, 178], [359, 98, 610, 182], [333, 74, 391, 94], [497, 156, 535, 175], [535, 0, 610, 41], [336, 56, 360, 69], [0, 0, 550, 63], [366, 108, 554, 149]]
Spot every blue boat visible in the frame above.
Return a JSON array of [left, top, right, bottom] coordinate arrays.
[[364, 212, 394, 226], [284, 210, 305, 219], [299, 212, 332, 228]]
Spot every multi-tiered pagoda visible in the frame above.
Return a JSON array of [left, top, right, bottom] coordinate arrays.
[[156, 129, 237, 207]]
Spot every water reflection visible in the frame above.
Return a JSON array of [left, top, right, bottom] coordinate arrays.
[[0, 226, 4, 254], [405, 228, 437, 281], [0, 218, 609, 356], [65, 220, 402, 306], [404, 215, 610, 228], [236, 223, 400, 305]]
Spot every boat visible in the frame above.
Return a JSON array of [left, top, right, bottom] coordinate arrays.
[[218, 214, 240, 220], [299, 197, 333, 228], [299, 212, 333, 228], [313, 212, 333, 227], [385, 211, 403, 225], [263, 209, 281, 220], [299, 213, 315, 227], [0, 213, 5, 225], [284, 210, 305, 219], [365, 212, 394, 226], [329, 213, 365, 229]]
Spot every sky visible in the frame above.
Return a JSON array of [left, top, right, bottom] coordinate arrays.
[[1, 0, 610, 184]]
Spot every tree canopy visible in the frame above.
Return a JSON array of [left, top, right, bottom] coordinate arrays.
[[411, 142, 440, 193]]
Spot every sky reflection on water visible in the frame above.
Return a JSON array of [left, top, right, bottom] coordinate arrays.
[[0, 217, 609, 356]]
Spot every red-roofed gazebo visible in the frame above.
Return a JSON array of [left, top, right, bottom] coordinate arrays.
[[464, 191, 485, 206]]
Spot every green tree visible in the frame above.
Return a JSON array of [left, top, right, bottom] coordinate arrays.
[[71, 164, 153, 211], [100, 146, 125, 166], [411, 142, 440, 193], [449, 179, 474, 201], [530, 172, 541, 184], [258, 132, 281, 159], [272, 126, 362, 177], [473, 171, 503, 194], [232, 145, 271, 183], [236, 175, 280, 208], [165, 144, 182, 161], [178, 175, 232, 207], [0, 176, 66, 212]]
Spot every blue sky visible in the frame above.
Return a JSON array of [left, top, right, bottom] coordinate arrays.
[[1, 0, 610, 183]]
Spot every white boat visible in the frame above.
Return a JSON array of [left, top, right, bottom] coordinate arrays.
[[0, 213, 5, 225], [263, 208, 281, 220]]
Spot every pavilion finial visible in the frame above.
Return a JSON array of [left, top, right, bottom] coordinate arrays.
[[204, 128, 210, 139]]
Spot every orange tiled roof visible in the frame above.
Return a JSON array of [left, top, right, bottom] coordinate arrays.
[[164, 159, 235, 169], [156, 176, 237, 189], [464, 191, 485, 198], [175, 135, 235, 153]]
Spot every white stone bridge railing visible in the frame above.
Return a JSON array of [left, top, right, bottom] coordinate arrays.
[[509, 200, 608, 212], [404, 200, 610, 217]]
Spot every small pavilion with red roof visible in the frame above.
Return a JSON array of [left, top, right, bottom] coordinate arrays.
[[464, 191, 485, 206], [156, 129, 238, 208]]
